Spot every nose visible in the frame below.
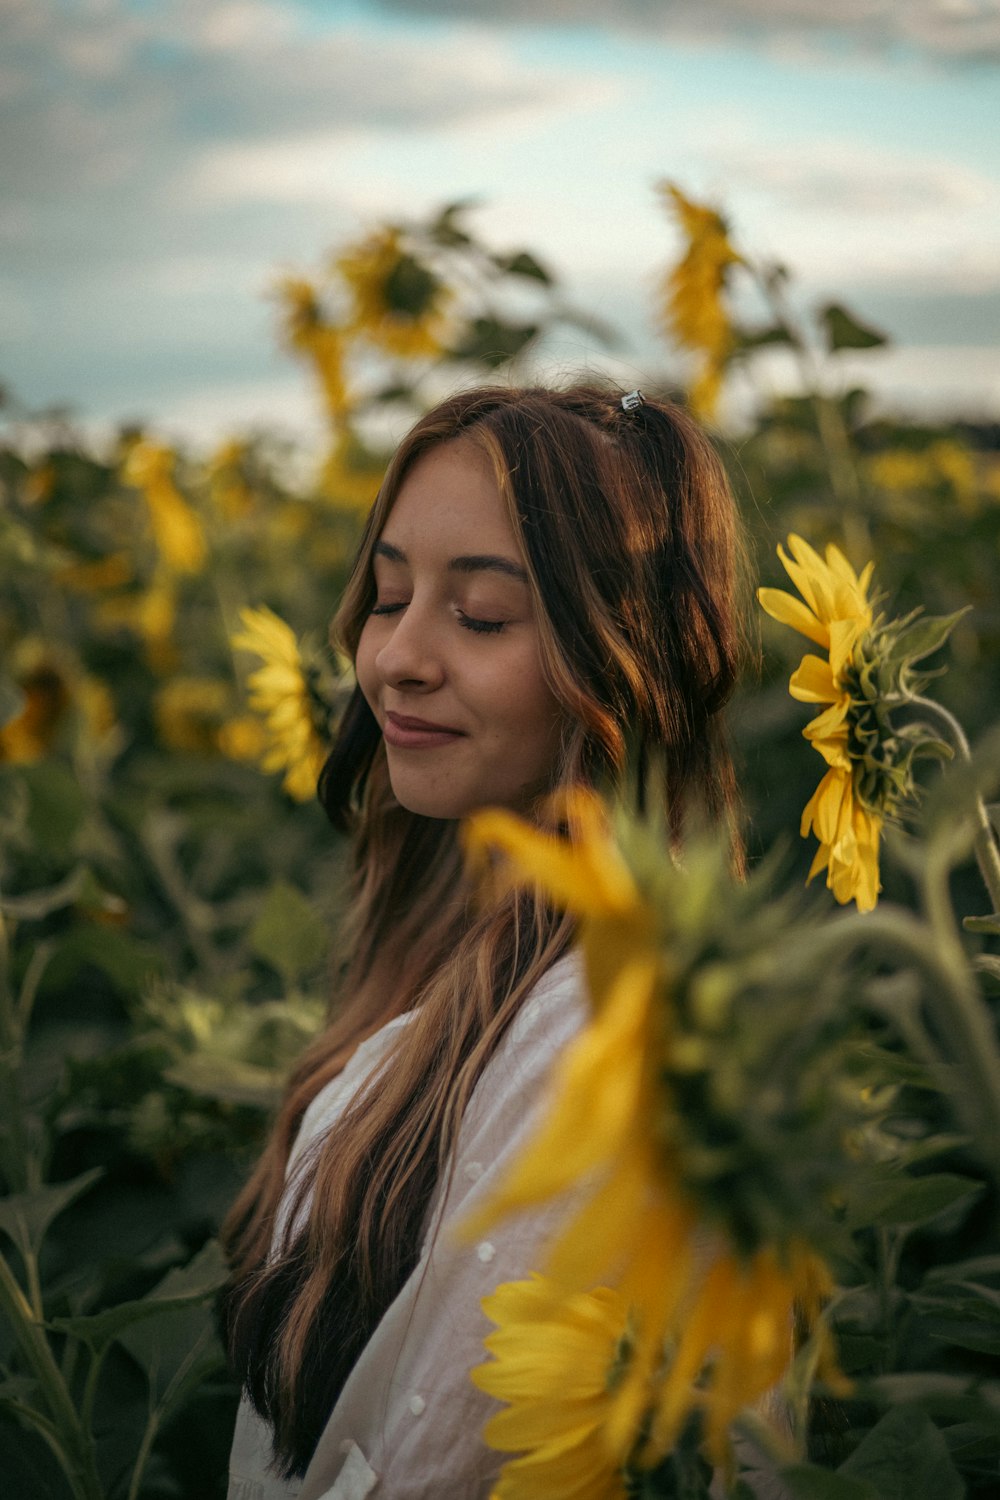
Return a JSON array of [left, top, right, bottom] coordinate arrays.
[[374, 602, 445, 692]]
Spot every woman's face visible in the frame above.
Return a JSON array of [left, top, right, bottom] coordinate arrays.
[[356, 437, 565, 819]]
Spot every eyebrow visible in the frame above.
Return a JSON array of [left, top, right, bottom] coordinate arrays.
[[374, 539, 528, 582]]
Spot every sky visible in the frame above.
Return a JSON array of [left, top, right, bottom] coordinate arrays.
[[2, 0, 1000, 447]]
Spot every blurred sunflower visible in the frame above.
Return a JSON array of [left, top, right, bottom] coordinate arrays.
[[464, 792, 848, 1468], [335, 226, 451, 360], [122, 439, 207, 574], [471, 1275, 639, 1500], [231, 606, 329, 801], [658, 183, 742, 420], [97, 570, 178, 673], [277, 277, 351, 425], [206, 439, 255, 520], [866, 440, 979, 515], [54, 551, 133, 593], [154, 677, 230, 754], [0, 655, 70, 763], [319, 428, 384, 514]]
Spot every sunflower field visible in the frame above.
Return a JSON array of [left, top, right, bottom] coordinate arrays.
[[1, 192, 999, 1499]]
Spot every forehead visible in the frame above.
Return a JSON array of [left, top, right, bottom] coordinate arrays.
[[380, 437, 518, 555]]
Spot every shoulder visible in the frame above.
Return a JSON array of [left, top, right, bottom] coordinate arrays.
[[474, 949, 586, 1105], [444, 949, 586, 1189]]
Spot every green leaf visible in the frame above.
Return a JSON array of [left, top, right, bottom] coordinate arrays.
[[49, 1278, 227, 1352], [841, 1406, 963, 1500], [843, 1172, 983, 1230], [819, 302, 888, 353], [885, 608, 969, 673], [0, 1169, 103, 1264], [866, 1371, 1000, 1417], [915, 1279, 1000, 1317], [446, 317, 539, 368], [929, 1326, 1000, 1355], [20, 762, 87, 857], [427, 198, 477, 247], [779, 1464, 877, 1500], [116, 1240, 228, 1406], [734, 323, 797, 353], [37, 924, 163, 1001], [494, 250, 553, 284], [923, 1254, 1000, 1284], [249, 879, 328, 986], [922, 722, 1000, 838], [164, 1054, 281, 1108]]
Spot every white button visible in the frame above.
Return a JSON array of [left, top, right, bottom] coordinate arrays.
[[463, 1161, 483, 1181], [409, 1394, 426, 1416], [477, 1241, 496, 1264]]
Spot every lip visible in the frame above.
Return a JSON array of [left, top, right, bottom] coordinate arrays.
[[383, 710, 465, 750]]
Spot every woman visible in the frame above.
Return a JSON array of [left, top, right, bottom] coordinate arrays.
[[224, 384, 745, 1500]]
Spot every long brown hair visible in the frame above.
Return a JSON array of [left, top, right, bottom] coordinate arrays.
[[222, 385, 748, 1476]]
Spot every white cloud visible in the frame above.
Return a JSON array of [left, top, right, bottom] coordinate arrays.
[[379, 0, 1000, 61], [712, 139, 996, 216]]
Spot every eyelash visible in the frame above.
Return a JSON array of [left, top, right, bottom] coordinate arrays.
[[369, 602, 507, 636]]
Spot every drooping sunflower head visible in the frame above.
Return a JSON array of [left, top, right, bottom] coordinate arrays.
[[231, 606, 349, 802], [466, 791, 882, 1267], [657, 181, 743, 419], [759, 534, 962, 911]]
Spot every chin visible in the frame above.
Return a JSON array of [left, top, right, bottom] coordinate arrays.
[[388, 780, 471, 821]]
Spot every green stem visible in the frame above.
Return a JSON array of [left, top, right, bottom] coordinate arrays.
[[0, 1255, 103, 1500], [79, 1344, 107, 1437], [0, 910, 34, 1196], [0, 1399, 82, 1495], [753, 267, 870, 562], [813, 907, 1000, 1187], [908, 694, 1000, 916], [875, 1229, 903, 1374], [127, 1408, 160, 1500]]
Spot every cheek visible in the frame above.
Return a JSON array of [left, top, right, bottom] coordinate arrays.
[[498, 659, 564, 761]]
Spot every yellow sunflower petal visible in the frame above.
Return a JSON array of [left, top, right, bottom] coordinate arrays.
[[465, 799, 639, 919], [756, 587, 828, 649], [788, 654, 839, 704]]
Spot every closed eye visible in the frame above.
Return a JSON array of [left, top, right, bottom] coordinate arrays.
[[458, 612, 506, 635], [370, 601, 406, 617]]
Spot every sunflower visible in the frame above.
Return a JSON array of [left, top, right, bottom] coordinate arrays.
[[97, 569, 178, 673], [231, 606, 328, 802], [758, 533, 881, 912], [471, 1275, 638, 1500], [206, 438, 255, 520], [154, 676, 230, 754], [334, 226, 451, 360], [277, 276, 351, 425], [463, 792, 844, 1468], [658, 183, 742, 420], [122, 440, 207, 574], [0, 653, 70, 763]]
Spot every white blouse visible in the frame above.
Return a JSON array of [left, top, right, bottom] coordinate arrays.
[[227, 950, 587, 1500]]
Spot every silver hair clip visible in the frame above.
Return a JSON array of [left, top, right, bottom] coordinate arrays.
[[621, 389, 644, 412]]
